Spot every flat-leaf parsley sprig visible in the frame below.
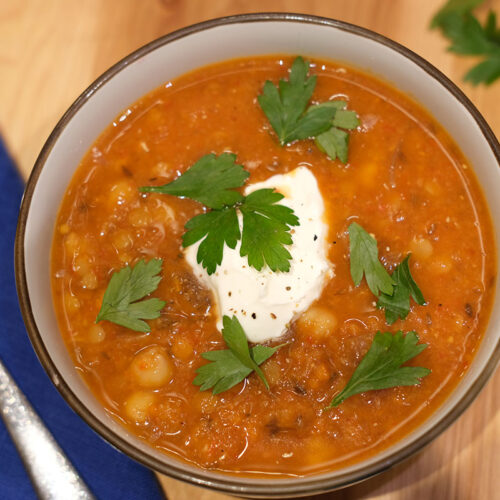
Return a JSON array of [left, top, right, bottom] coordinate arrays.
[[377, 254, 426, 325], [141, 153, 299, 275], [96, 258, 166, 333], [140, 153, 249, 208], [193, 315, 283, 394], [326, 330, 431, 408], [348, 222, 426, 324], [348, 222, 395, 297], [431, 0, 500, 85], [258, 56, 360, 163]]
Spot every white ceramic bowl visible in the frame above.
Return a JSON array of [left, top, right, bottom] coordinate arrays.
[[15, 13, 500, 498]]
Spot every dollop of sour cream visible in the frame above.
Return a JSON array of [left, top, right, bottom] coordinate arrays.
[[185, 167, 332, 343]]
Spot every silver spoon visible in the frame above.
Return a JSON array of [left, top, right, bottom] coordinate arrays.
[[0, 358, 95, 499]]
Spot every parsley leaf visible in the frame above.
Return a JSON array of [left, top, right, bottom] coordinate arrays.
[[139, 153, 249, 209], [96, 259, 166, 333], [348, 222, 395, 296], [326, 331, 431, 408], [194, 346, 278, 394], [332, 109, 361, 130], [377, 255, 426, 324], [258, 57, 359, 162], [431, 0, 500, 85], [316, 127, 350, 163], [182, 207, 240, 275], [240, 189, 300, 272], [315, 102, 360, 163], [193, 315, 281, 394], [220, 315, 269, 389], [258, 57, 335, 145], [141, 154, 299, 275]]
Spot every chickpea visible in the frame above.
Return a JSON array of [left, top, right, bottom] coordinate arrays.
[[81, 270, 98, 290], [118, 252, 133, 265], [262, 358, 281, 386], [128, 207, 152, 228], [64, 295, 80, 314], [87, 324, 105, 343], [130, 346, 173, 388], [150, 201, 178, 231], [58, 223, 70, 235], [73, 254, 92, 276], [111, 229, 133, 251], [192, 392, 218, 414], [64, 232, 81, 254], [307, 363, 330, 390], [409, 238, 433, 260], [296, 306, 337, 340], [124, 391, 155, 423], [171, 337, 194, 361], [108, 180, 135, 206]]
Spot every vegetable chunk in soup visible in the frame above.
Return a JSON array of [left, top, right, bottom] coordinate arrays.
[[51, 55, 496, 476]]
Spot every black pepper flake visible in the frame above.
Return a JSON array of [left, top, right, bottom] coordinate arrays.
[[332, 241, 337, 244], [265, 419, 281, 436], [465, 303, 473, 317], [77, 202, 89, 213], [122, 166, 133, 177], [286, 286, 291, 291], [251, 313, 257, 319], [438, 303, 443, 307], [228, 291, 232, 297], [293, 385, 306, 396], [313, 234, 318, 241]]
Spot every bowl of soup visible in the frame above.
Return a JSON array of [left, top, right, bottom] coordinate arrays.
[[15, 13, 500, 498]]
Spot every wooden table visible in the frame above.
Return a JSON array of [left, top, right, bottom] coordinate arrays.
[[1, 1, 499, 498]]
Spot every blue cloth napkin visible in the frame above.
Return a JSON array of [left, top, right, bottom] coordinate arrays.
[[0, 140, 166, 500]]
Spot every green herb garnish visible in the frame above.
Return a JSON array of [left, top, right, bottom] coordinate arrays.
[[141, 154, 299, 275], [348, 223, 426, 323], [377, 255, 426, 325], [315, 103, 360, 163], [139, 153, 249, 209], [240, 189, 299, 272], [326, 331, 431, 408], [96, 259, 165, 333], [348, 222, 395, 296], [194, 315, 282, 394], [258, 56, 333, 145], [258, 57, 359, 162], [431, 0, 500, 85], [182, 206, 241, 275]]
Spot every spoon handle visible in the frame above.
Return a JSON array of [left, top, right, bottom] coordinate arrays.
[[0, 358, 95, 500]]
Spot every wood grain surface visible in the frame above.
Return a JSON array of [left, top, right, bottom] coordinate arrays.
[[1, 1, 498, 499]]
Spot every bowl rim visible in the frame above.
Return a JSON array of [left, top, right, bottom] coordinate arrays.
[[14, 12, 500, 498]]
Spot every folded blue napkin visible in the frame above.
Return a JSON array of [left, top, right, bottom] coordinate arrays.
[[0, 140, 165, 500]]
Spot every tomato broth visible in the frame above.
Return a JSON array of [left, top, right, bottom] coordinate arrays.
[[51, 56, 496, 476]]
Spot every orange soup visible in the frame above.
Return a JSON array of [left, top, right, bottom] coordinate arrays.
[[51, 56, 496, 476]]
